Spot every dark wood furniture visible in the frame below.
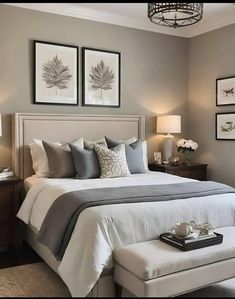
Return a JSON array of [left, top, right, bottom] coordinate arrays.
[[0, 176, 21, 250], [148, 163, 207, 181]]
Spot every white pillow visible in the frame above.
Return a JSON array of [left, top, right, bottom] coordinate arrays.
[[142, 140, 149, 172], [29, 139, 61, 178], [84, 138, 108, 150], [124, 137, 138, 145]]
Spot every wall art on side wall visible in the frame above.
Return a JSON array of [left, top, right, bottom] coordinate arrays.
[[216, 112, 235, 140], [216, 76, 235, 106], [82, 47, 120, 107], [34, 40, 78, 105]]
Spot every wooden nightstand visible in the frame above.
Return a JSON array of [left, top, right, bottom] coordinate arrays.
[[148, 163, 208, 181], [0, 176, 21, 250]]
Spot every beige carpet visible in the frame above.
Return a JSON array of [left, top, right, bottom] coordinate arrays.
[[180, 279, 235, 297], [0, 262, 71, 297], [0, 262, 235, 297]]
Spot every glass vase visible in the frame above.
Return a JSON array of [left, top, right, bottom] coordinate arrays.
[[183, 151, 191, 166]]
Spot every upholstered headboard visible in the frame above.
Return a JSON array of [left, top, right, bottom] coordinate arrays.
[[13, 113, 145, 179]]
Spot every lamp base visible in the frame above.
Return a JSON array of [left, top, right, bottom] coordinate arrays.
[[162, 134, 174, 163]]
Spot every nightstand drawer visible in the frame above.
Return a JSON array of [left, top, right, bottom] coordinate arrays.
[[0, 176, 21, 249], [169, 169, 192, 178], [0, 203, 12, 221], [0, 186, 13, 201], [149, 163, 207, 181], [0, 223, 14, 245]]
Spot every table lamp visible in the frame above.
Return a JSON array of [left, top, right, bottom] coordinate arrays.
[[156, 115, 181, 163]]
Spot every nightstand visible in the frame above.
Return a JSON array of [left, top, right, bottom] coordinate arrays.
[[0, 176, 21, 250], [148, 163, 208, 181]]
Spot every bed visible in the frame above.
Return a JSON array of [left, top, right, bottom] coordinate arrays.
[[14, 113, 235, 297]]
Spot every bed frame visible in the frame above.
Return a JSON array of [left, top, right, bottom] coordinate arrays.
[[13, 112, 145, 297]]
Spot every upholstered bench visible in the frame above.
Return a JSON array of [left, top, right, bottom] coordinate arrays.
[[114, 226, 235, 297]]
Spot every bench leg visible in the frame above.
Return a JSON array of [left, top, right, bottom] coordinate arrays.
[[115, 283, 122, 297]]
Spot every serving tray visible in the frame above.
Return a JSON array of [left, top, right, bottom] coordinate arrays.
[[160, 231, 223, 251]]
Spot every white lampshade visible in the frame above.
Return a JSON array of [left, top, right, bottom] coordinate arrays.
[[156, 115, 181, 134], [0, 114, 2, 137]]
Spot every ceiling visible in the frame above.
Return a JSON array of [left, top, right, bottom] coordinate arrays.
[[4, 3, 235, 38]]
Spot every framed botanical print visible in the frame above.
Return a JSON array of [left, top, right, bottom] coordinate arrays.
[[82, 47, 120, 107], [216, 76, 235, 106], [216, 112, 235, 140], [34, 40, 78, 105]]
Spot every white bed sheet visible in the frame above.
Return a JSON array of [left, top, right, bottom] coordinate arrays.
[[24, 176, 74, 192], [17, 172, 235, 297]]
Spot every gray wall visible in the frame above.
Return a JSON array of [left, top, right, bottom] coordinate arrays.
[[0, 4, 188, 167], [188, 23, 235, 186]]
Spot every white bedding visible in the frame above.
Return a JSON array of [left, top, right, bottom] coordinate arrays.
[[17, 172, 235, 297]]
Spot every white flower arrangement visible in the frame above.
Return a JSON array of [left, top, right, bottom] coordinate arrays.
[[177, 139, 198, 153]]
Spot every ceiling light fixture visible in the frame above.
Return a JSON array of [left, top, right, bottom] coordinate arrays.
[[148, 3, 203, 28]]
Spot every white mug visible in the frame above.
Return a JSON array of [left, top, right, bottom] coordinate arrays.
[[175, 222, 192, 237]]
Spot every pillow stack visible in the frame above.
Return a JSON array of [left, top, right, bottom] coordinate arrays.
[[29, 138, 84, 178], [105, 137, 148, 174], [29, 136, 149, 179]]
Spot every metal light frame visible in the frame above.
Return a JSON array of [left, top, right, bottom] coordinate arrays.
[[148, 3, 203, 28]]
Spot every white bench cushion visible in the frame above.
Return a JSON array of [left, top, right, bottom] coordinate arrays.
[[114, 226, 235, 281]]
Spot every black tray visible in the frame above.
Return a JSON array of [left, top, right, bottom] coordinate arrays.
[[160, 232, 223, 251]]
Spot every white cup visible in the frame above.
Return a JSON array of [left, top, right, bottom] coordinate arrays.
[[175, 222, 192, 237]]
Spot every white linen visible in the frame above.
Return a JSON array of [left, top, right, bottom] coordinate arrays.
[[24, 176, 36, 191], [19, 172, 193, 229], [17, 172, 235, 297]]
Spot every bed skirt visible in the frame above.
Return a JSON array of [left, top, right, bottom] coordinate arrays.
[[20, 223, 117, 297]]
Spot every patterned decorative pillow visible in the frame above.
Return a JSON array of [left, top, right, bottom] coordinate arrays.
[[94, 144, 131, 178]]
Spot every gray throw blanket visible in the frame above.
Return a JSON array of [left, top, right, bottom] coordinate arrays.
[[37, 181, 235, 260]]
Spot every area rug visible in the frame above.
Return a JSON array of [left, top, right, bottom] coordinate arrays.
[[0, 262, 71, 297], [0, 261, 235, 297], [180, 279, 235, 297]]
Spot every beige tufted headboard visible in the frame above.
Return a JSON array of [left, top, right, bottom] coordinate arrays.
[[12, 113, 145, 179]]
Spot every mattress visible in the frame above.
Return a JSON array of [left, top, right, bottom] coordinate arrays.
[[18, 172, 235, 297]]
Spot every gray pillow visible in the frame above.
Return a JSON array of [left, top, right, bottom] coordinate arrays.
[[105, 136, 146, 174], [69, 144, 100, 179], [42, 138, 83, 178]]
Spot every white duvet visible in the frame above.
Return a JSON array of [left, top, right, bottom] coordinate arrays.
[[17, 172, 235, 297]]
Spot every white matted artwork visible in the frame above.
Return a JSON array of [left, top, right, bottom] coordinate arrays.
[[82, 48, 120, 107], [216, 76, 235, 106], [34, 41, 78, 105], [216, 113, 235, 140]]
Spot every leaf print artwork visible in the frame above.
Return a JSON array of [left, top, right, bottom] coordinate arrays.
[[42, 55, 72, 95], [221, 121, 235, 132], [223, 88, 235, 97], [89, 60, 115, 98]]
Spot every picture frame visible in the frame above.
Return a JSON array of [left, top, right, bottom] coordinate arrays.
[[82, 47, 121, 107], [34, 40, 79, 106], [216, 76, 235, 106], [216, 112, 235, 140]]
